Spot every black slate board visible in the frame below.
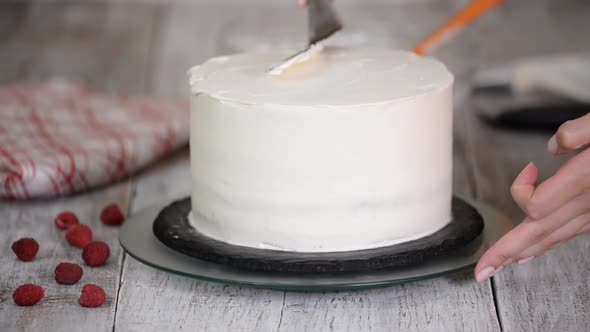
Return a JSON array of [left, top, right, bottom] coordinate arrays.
[[153, 197, 484, 274], [471, 84, 590, 132]]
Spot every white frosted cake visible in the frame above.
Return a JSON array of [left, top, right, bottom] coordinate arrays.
[[188, 47, 454, 252]]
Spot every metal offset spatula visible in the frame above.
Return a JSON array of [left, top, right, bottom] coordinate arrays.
[[268, 0, 342, 75]]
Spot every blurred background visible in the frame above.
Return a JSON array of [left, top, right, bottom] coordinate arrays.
[[1, 0, 589, 97]]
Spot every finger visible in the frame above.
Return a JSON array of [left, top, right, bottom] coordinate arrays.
[[521, 148, 590, 220], [510, 162, 538, 213], [474, 191, 590, 281], [514, 213, 590, 263], [550, 224, 590, 249], [546, 224, 590, 250], [548, 113, 590, 154]]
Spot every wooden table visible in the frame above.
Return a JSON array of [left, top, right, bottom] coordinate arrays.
[[1, 1, 589, 331]]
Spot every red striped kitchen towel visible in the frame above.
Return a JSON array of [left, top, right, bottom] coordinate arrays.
[[0, 80, 189, 200]]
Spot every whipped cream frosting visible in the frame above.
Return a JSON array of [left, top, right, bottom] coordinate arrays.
[[189, 47, 453, 107], [188, 48, 454, 252]]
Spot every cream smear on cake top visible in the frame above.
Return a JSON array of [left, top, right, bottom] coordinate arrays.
[[188, 47, 453, 108]]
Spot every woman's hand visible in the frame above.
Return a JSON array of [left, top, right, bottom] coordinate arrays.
[[474, 113, 590, 282]]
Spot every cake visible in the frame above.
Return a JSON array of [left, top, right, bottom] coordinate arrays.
[[188, 47, 454, 252]]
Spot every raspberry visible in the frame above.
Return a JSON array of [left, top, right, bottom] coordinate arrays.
[[54, 262, 83, 285], [65, 224, 93, 248], [11, 238, 39, 261], [78, 284, 106, 308], [100, 203, 125, 225], [13, 284, 44, 306], [54, 211, 79, 230], [82, 241, 110, 267]]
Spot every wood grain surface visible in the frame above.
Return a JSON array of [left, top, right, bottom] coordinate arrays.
[[0, 184, 130, 332], [1, 0, 589, 331]]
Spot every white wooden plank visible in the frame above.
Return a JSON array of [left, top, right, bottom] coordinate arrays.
[[278, 272, 499, 332], [115, 260, 285, 331], [493, 234, 590, 331], [114, 151, 286, 332], [0, 183, 130, 332]]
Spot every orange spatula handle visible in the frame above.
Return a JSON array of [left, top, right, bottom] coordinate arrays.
[[413, 0, 506, 56]]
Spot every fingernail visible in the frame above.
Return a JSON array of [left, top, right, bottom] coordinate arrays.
[[514, 162, 534, 183], [517, 256, 535, 265], [475, 266, 495, 282], [547, 135, 558, 154], [476, 266, 504, 282]]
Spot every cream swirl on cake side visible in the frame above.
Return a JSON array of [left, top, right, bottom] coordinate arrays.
[[188, 47, 454, 252]]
